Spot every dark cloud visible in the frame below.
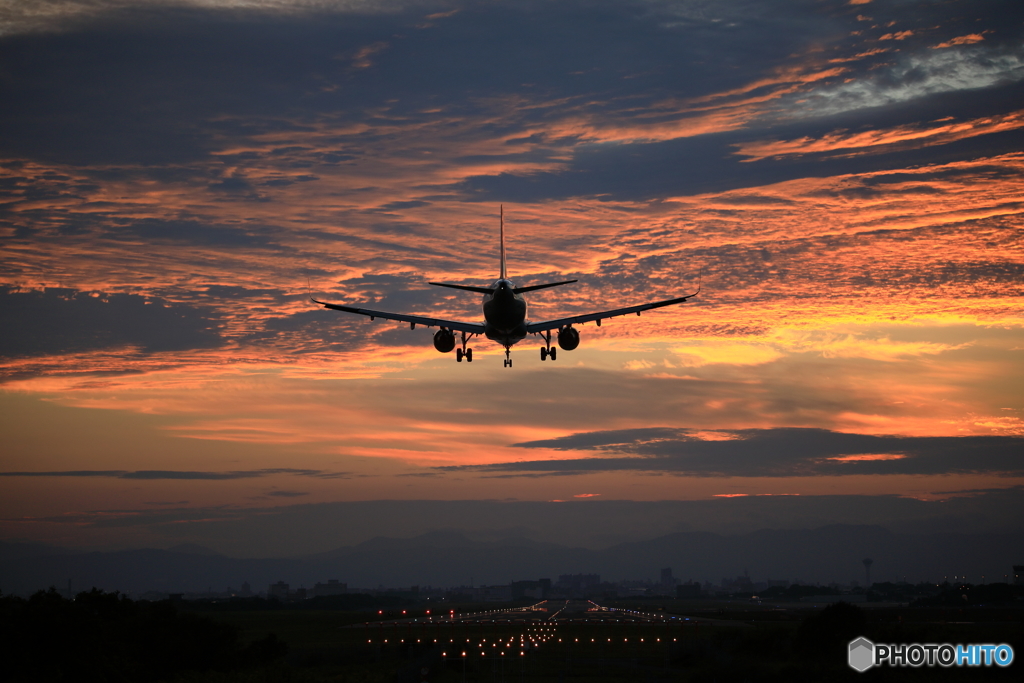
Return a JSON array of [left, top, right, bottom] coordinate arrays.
[[0, 468, 334, 480], [0, 1, 1018, 204], [459, 91, 1024, 201], [0, 471, 127, 478], [437, 428, 1024, 477], [107, 218, 282, 248], [0, 287, 223, 357]]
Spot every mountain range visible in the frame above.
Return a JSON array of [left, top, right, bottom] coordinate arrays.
[[2, 525, 1020, 596]]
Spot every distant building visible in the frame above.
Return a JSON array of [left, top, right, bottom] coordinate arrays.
[[482, 585, 512, 601], [313, 579, 347, 597], [660, 568, 675, 586], [676, 581, 703, 599], [240, 581, 252, 597], [556, 574, 600, 596], [720, 573, 754, 593], [511, 579, 550, 600], [268, 581, 289, 601]]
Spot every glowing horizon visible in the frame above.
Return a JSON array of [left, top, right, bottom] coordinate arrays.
[[1, 0, 1021, 554]]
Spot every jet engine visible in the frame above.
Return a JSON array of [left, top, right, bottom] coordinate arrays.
[[433, 328, 455, 353], [557, 326, 580, 351]]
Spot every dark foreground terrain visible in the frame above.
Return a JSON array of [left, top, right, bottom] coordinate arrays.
[[2, 588, 1021, 681]]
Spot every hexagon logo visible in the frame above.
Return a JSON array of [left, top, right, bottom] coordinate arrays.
[[848, 637, 874, 672]]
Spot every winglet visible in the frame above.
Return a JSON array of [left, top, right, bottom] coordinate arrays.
[[686, 266, 703, 299], [499, 204, 507, 280], [308, 276, 323, 306]]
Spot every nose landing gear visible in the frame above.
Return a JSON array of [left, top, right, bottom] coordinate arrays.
[[503, 346, 513, 368]]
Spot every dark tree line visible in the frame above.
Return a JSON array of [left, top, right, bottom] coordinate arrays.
[[0, 588, 287, 682]]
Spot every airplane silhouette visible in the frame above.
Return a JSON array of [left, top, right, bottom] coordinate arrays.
[[311, 207, 701, 367]]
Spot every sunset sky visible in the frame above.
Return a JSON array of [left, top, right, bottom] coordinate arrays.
[[2, 0, 1022, 558]]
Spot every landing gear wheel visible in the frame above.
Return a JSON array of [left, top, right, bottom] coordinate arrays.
[[465, 348, 473, 362], [456, 348, 463, 362], [549, 347, 556, 361], [540, 347, 548, 361]]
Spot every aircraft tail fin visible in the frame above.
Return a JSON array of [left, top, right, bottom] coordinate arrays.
[[500, 204, 507, 280]]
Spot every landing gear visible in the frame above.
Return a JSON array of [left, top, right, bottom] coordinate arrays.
[[539, 330, 556, 361], [456, 331, 475, 363], [503, 346, 513, 368]]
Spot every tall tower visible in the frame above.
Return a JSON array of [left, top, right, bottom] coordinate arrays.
[[863, 558, 873, 588]]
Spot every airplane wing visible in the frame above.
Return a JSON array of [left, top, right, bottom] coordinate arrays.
[[310, 296, 486, 334], [525, 283, 700, 334]]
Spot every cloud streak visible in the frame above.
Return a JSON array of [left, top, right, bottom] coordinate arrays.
[[0, 468, 346, 480], [438, 428, 1024, 477]]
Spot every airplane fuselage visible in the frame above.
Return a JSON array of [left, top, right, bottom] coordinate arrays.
[[311, 206, 700, 367], [482, 279, 528, 345]]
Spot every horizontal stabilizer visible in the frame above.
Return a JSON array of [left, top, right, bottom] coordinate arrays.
[[513, 279, 578, 294], [428, 282, 495, 294]]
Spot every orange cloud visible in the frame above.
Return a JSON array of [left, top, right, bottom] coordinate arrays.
[[933, 34, 986, 49], [733, 111, 1024, 161], [826, 454, 907, 462]]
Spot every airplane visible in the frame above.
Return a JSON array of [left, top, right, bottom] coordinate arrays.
[[310, 207, 701, 367]]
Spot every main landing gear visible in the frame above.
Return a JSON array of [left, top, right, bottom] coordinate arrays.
[[456, 330, 475, 363], [539, 330, 557, 361]]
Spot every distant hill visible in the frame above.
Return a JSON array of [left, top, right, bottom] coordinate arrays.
[[167, 543, 222, 556], [1, 526, 1020, 596]]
